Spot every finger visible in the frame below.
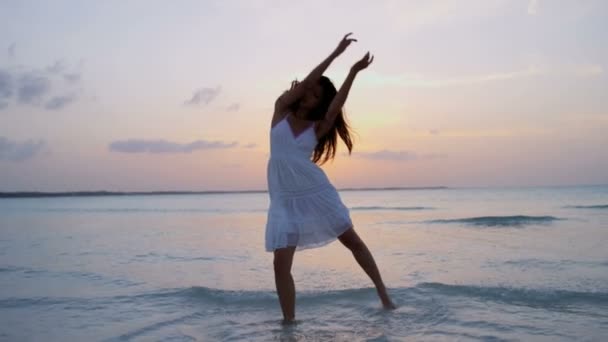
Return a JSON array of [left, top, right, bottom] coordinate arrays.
[[369, 55, 374, 64], [344, 32, 353, 40], [348, 38, 358, 43]]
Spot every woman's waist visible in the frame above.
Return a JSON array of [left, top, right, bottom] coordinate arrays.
[[267, 158, 322, 173], [268, 179, 334, 198], [268, 153, 313, 161]]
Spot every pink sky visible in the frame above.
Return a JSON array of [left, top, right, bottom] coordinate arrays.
[[1, 0, 607, 191]]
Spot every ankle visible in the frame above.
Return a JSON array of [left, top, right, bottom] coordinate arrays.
[[282, 316, 296, 324]]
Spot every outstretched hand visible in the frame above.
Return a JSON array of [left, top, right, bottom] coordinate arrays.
[[333, 33, 357, 56], [351, 52, 374, 72]]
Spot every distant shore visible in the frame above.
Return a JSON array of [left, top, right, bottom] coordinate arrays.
[[0, 187, 448, 198]]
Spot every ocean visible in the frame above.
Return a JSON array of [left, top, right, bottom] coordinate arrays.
[[1, 186, 607, 341]]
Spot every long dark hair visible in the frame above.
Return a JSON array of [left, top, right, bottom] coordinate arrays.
[[289, 76, 354, 165]]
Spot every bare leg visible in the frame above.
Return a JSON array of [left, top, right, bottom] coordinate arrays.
[[273, 246, 297, 323], [338, 227, 395, 309]]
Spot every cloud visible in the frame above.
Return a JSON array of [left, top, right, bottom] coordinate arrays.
[[429, 129, 440, 135], [353, 149, 446, 162], [0, 137, 46, 162], [109, 139, 238, 154], [527, 0, 539, 15], [45, 60, 68, 74], [243, 143, 257, 148], [184, 86, 221, 106], [7, 43, 16, 59], [0, 59, 84, 110], [0, 69, 13, 100], [17, 73, 52, 105], [226, 102, 240, 112], [63, 73, 81, 83], [45, 94, 77, 110]]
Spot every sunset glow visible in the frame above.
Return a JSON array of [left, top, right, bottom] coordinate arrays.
[[1, 0, 606, 191]]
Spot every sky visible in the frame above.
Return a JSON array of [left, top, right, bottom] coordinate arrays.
[[0, 0, 607, 191]]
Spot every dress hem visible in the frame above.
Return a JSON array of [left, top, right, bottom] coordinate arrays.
[[265, 223, 353, 252]]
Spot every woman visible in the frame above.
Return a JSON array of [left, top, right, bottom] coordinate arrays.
[[266, 33, 394, 323]]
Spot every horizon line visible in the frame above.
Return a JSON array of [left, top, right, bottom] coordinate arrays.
[[0, 186, 449, 198], [1, 184, 607, 198]]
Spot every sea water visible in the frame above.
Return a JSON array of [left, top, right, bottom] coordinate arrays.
[[0, 186, 607, 341]]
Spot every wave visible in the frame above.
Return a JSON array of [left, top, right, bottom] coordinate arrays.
[[417, 282, 608, 307], [169, 284, 608, 308], [132, 252, 247, 263], [0, 266, 25, 273], [3, 283, 607, 311], [0, 286, 381, 310], [122, 286, 380, 308], [110, 283, 608, 309], [564, 204, 608, 209], [501, 258, 608, 269], [0, 265, 143, 288], [350, 206, 434, 211], [426, 215, 561, 227]]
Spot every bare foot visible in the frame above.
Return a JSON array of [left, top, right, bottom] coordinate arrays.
[[381, 296, 397, 310]]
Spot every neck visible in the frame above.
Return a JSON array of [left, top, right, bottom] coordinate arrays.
[[293, 107, 309, 120]]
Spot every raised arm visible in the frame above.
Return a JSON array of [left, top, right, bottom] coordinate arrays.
[[274, 33, 357, 114], [316, 52, 374, 137]]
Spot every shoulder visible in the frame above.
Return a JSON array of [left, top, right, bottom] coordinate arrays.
[[274, 90, 290, 110], [271, 90, 292, 127], [270, 108, 288, 129]]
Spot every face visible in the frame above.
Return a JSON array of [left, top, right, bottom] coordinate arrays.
[[299, 83, 323, 111]]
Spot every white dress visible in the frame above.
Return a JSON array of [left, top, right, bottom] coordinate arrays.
[[265, 114, 353, 252]]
